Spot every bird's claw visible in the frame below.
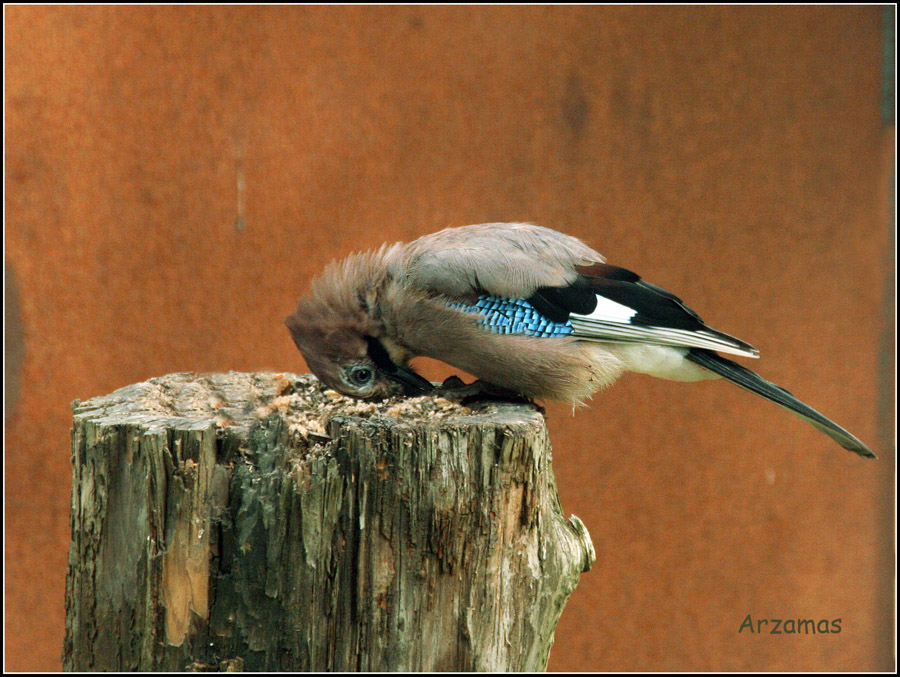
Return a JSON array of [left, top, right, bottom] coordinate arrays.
[[434, 376, 534, 405]]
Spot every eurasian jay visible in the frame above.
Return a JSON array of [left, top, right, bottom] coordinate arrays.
[[286, 223, 875, 458]]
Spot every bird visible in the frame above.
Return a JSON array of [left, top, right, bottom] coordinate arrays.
[[285, 222, 875, 458]]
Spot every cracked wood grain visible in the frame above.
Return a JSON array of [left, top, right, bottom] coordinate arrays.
[[63, 372, 594, 671]]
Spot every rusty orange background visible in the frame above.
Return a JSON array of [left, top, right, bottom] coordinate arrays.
[[5, 6, 894, 671]]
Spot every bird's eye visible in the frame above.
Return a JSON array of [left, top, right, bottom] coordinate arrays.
[[348, 366, 374, 386]]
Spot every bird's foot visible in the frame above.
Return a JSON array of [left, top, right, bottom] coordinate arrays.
[[434, 376, 534, 405]]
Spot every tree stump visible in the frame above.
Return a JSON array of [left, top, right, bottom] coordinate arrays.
[[63, 372, 595, 672]]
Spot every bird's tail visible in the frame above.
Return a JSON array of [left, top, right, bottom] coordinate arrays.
[[685, 349, 876, 458]]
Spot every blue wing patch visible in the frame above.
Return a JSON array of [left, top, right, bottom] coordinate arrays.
[[447, 296, 573, 338]]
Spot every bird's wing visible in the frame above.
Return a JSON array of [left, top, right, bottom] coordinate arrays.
[[561, 263, 760, 358], [400, 223, 757, 358]]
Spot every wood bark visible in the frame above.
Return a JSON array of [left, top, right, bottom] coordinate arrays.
[[63, 372, 595, 671]]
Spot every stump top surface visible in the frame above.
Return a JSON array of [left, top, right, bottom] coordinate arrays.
[[72, 372, 545, 437]]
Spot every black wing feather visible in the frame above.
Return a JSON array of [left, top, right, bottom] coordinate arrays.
[[526, 263, 758, 357], [529, 286, 597, 322], [528, 263, 704, 331]]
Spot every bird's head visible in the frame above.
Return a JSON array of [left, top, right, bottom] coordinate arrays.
[[285, 250, 434, 400]]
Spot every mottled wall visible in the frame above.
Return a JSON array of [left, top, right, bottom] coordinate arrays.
[[5, 6, 893, 671]]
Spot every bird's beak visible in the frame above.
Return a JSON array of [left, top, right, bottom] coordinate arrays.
[[387, 364, 435, 396], [363, 336, 434, 396]]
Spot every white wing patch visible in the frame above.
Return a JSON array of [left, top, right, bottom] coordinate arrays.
[[582, 296, 638, 323]]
